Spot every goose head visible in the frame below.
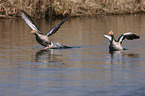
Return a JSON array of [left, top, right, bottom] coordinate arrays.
[[108, 31, 114, 35], [108, 31, 115, 41]]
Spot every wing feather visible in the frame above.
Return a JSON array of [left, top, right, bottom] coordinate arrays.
[[104, 35, 112, 41], [45, 11, 71, 37], [118, 32, 140, 44], [20, 10, 42, 34]]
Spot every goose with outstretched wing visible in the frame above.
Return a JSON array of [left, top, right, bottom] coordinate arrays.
[[104, 31, 140, 51], [21, 10, 71, 49]]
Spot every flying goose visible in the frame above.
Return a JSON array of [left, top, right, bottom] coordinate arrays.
[[104, 31, 140, 51], [21, 10, 71, 49]]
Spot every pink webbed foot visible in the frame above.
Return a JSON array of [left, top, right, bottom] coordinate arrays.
[[44, 46, 50, 49]]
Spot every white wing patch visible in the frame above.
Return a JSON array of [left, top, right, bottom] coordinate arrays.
[[123, 32, 132, 35], [104, 35, 112, 41]]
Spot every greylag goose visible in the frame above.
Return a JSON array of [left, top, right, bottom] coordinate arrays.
[[20, 10, 71, 49], [104, 31, 140, 51]]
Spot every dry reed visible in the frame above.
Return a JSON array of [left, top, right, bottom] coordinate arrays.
[[0, 0, 144, 18]]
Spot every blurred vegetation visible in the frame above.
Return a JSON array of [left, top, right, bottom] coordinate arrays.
[[0, 0, 144, 18]]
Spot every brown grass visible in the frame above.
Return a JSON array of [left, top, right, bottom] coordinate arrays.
[[0, 0, 145, 18], [54, 0, 145, 16]]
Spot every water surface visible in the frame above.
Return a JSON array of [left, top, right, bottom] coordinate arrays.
[[0, 14, 145, 96]]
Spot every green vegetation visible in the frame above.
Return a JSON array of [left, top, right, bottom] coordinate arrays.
[[0, 0, 144, 18]]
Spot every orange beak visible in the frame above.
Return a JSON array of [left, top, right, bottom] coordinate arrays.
[[31, 30, 35, 33], [108, 31, 113, 35]]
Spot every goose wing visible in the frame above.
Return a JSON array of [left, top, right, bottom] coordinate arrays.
[[118, 32, 140, 44], [104, 35, 112, 41], [45, 11, 71, 37], [20, 10, 42, 34]]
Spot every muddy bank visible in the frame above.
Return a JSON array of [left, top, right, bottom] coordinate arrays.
[[0, 0, 145, 18]]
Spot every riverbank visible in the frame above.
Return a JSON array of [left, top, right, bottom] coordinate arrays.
[[0, 0, 145, 18]]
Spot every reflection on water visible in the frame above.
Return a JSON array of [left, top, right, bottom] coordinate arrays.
[[109, 50, 139, 59], [105, 50, 140, 71], [0, 14, 145, 96], [35, 49, 65, 66], [35, 49, 53, 62]]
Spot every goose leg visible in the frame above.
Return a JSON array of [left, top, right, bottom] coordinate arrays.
[[44, 46, 50, 49]]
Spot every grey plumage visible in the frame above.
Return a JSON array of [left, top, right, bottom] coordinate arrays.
[[21, 10, 71, 47], [104, 31, 140, 51]]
